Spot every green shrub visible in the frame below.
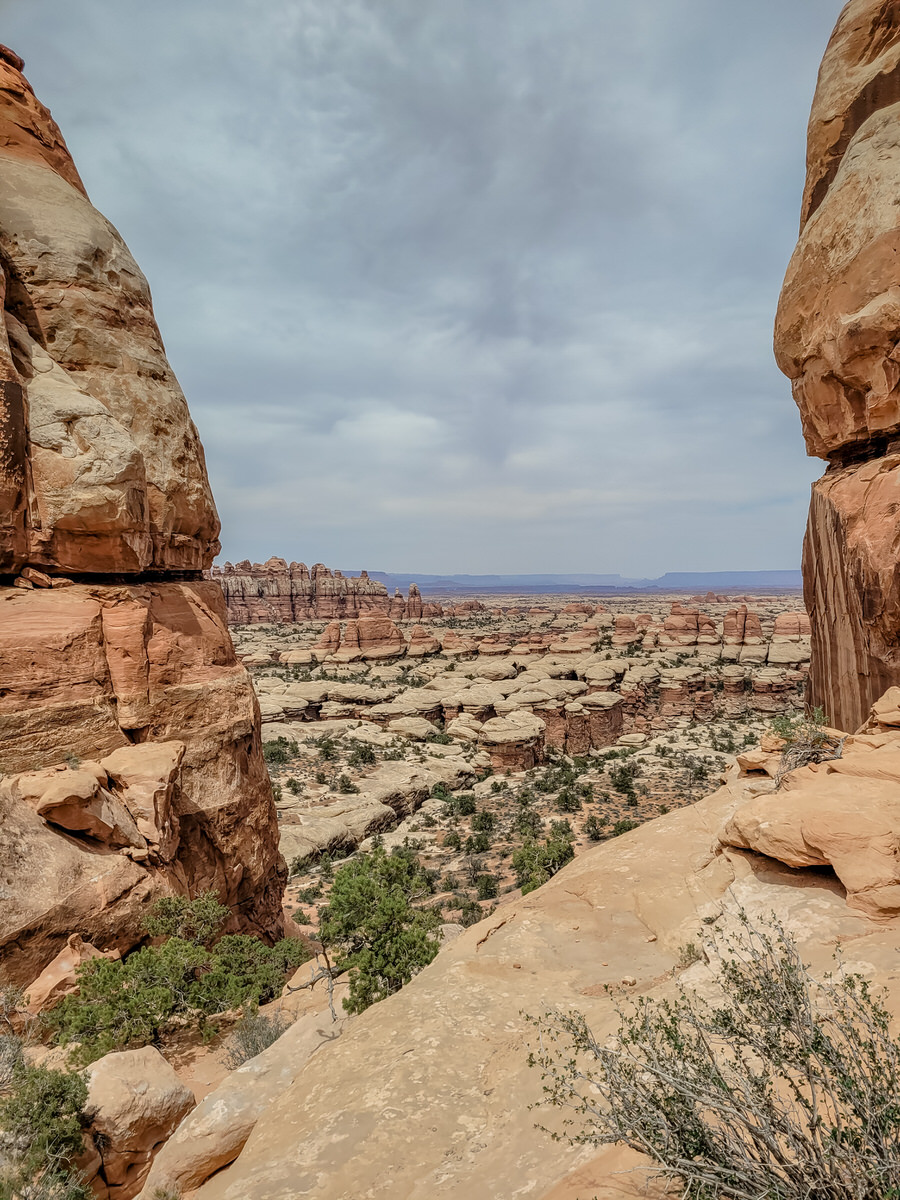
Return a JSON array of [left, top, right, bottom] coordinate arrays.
[[47, 935, 308, 1064], [527, 915, 900, 1200], [464, 832, 491, 855], [143, 891, 229, 947], [456, 897, 483, 927], [317, 736, 339, 762], [347, 742, 376, 768], [444, 831, 462, 851], [476, 874, 499, 900], [336, 774, 359, 794], [454, 794, 477, 817], [262, 737, 298, 766], [611, 818, 639, 837], [471, 810, 495, 833], [286, 777, 304, 795], [515, 808, 543, 838], [512, 832, 574, 895], [584, 813, 607, 841], [318, 842, 441, 1014], [556, 787, 582, 813], [0, 1062, 88, 1190]]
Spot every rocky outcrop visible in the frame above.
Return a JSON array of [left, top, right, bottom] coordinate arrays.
[[0, 53, 284, 986], [775, 0, 900, 729], [0, 60, 218, 575], [721, 687, 900, 919], [212, 560, 429, 624]]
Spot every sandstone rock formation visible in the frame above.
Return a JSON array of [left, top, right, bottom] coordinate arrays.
[[84, 1046, 196, 1200], [775, 0, 900, 729], [212, 560, 431, 624], [0, 52, 284, 987], [183, 735, 900, 1200]]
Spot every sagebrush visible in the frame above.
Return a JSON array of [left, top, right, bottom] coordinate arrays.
[[527, 914, 900, 1199]]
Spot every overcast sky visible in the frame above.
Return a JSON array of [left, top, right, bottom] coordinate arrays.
[[4, 1, 841, 575]]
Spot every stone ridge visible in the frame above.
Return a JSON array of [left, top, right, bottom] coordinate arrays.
[[212, 559, 428, 622]]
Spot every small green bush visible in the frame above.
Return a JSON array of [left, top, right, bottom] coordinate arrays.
[[143, 891, 229, 947], [476, 874, 499, 900], [584, 813, 607, 841], [611, 818, 639, 837], [347, 742, 376, 768], [512, 832, 574, 895], [515, 808, 543, 838], [47, 935, 308, 1064], [0, 1061, 88, 1191], [263, 737, 298, 766], [471, 810, 495, 833], [318, 841, 441, 1014], [317, 736, 339, 762], [465, 832, 491, 855], [556, 787, 583, 814]]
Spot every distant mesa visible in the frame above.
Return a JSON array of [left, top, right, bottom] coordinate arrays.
[[212, 562, 804, 620], [212, 559, 447, 623]]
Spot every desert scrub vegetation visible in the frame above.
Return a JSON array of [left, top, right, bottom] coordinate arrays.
[[770, 706, 844, 784], [527, 914, 900, 1199], [0, 990, 91, 1200], [48, 893, 308, 1064], [512, 827, 574, 895], [262, 736, 299, 766], [318, 839, 442, 1015], [220, 1007, 291, 1070]]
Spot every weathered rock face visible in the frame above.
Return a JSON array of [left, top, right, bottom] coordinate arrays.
[[212, 560, 430, 624], [0, 54, 219, 576], [775, 1, 900, 729], [0, 581, 285, 986], [0, 54, 283, 986]]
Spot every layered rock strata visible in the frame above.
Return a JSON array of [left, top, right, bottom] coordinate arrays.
[[0, 51, 283, 985], [775, 0, 900, 729], [211, 560, 429, 624]]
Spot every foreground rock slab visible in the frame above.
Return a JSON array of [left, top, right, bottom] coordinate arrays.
[[191, 759, 895, 1200]]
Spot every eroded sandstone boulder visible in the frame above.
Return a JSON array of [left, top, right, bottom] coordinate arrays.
[[85, 1047, 195, 1199]]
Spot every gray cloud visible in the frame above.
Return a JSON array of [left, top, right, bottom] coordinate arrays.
[[4, 0, 839, 573]]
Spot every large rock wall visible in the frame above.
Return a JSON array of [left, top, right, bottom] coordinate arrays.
[[212, 558, 424, 624], [775, 0, 900, 730], [0, 51, 283, 984]]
